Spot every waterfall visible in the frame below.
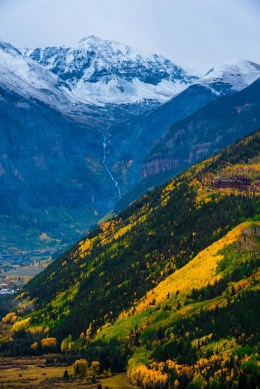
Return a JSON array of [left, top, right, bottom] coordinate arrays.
[[102, 130, 121, 199]]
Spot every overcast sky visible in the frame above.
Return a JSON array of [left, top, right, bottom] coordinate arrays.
[[0, 0, 259, 73]]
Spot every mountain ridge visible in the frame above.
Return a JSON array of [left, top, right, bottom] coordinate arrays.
[[142, 77, 260, 178], [22, 35, 198, 105]]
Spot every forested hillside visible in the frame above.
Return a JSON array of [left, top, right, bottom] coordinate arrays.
[[1, 131, 259, 388]]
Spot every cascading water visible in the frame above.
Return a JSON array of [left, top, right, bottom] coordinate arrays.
[[102, 130, 121, 199]]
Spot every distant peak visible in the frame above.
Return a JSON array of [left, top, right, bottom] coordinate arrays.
[[197, 58, 260, 94], [0, 40, 21, 56], [77, 35, 108, 49], [204, 59, 260, 77], [79, 35, 103, 44]]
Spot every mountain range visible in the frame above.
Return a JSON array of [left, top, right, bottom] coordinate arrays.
[[0, 34, 259, 388], [22, 35, 197, 105], [0, 35, 260, 265]]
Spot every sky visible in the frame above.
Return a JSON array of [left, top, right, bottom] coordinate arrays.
[[0, 0, 259, 73]]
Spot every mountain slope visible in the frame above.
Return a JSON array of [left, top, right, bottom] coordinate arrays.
[[7, 130, 259, 339], [0, 40, 147, 124], [125, 220, 260, 388], [108, 76, 260, 212], [96, 219, 259, 388], [23, 35, 197, 105], [0, 40, 76, 112], [142, 77, 260, 179], [111, 59, 260, 149], [198, 59, 260, 94], [1, 131, 259, 387], [0, 85, 117, 264]]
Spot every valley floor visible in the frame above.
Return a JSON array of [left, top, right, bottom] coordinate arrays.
[[0, 356, 138, 388], [0, 264, 48, 297]]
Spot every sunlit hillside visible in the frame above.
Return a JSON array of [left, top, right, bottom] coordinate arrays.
[[0, 130, 259, 388]]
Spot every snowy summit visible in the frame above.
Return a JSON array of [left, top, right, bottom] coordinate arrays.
[[198, 59, 260, 95], [22, 35, 197, 105]]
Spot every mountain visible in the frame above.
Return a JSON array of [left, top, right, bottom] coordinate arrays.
[[137, 59, 260, 140], [198, 59, 260, 94], [0, 37, 193, 265], [106, 61, 260, 196], [112, 59, 260, 141], [144, 76, 260, 176], [2, 130, 259, 388], [0, 38, 193, 267], [0, 40, 75, 111], [0, 41, 127, 265], [1, 37, 260, 270], [106, 75, 260, 212], [140, 76, 260, 181], [0, 40, 151, 124], [22, 35, 197, 105]]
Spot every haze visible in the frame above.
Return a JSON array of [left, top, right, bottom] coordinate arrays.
[[0, 0, 259, 73]]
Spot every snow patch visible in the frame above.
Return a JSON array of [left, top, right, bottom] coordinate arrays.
[[198, 59, 260, 93]]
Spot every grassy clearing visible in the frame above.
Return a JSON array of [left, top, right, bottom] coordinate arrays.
[[3, 266, 46, 279], [100, 372, 139, 388], [0, 356, 137, 388], [0, 356, 72, 388]]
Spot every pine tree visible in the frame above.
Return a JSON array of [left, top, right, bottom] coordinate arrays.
[[63, 369, 69, 380]]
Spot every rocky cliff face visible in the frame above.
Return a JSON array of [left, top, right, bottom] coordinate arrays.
[[141, 144, 211, 179], [142, 157, 180, 178]]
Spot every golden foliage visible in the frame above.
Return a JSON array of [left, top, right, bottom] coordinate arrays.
[[128, 364, 168, 388], [132, 221, 259, 314], [30, 341, 38, 351], [41, 337, 57, 350], [90, 360, 100, 373], [73, 358, 88, 376], [27, 326, 44, 335], [12, 317, 30, 332], [61, 335, 74, 353], [78, 238, 92, 258], [2, 312, 17, 324], [222, 162, 260, 178]]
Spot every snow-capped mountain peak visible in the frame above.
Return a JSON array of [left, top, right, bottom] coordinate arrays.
[[0, 40, 21, 56], [77, 35, 147, 60], [0, 39, 77, 110], [4, 37, 260, 109], [22, 35, 198, 105], [78, 34, 102, 44], [198, 59, 260, 95]]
